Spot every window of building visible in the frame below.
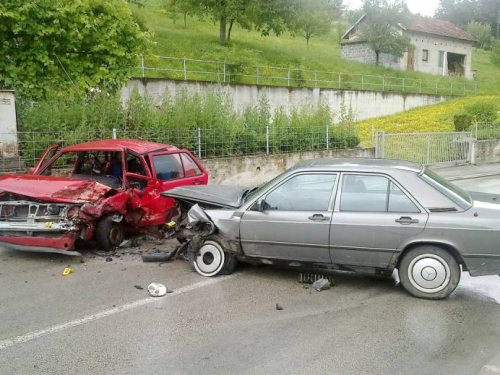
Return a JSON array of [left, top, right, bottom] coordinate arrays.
[[422, 49, 429, 62]]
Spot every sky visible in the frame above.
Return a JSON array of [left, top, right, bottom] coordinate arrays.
[[345, 0, 440, 17]]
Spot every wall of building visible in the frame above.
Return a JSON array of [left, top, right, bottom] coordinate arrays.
[[122, 79, 448, 122], [202, 147, 375, 186], [404, 31, 474, 80], [340, 42, 403, 70]]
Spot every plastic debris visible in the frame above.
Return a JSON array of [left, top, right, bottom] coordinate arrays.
[[61, 267, 73, 276], [276, 303, 284, 311], [105, 257, 113, 262], [141, 253, 174, 263], [134, 285, 144, 290], [148, 283, 167, 297], [312, 278, 331, 291]]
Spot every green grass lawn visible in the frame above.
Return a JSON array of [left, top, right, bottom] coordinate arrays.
[[131, 0, 500, 95]]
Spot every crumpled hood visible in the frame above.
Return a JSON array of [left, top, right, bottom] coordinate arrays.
[[162, 185, 248, 208], [0, 174, 112, 203]]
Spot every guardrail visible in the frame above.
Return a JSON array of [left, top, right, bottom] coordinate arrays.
[[134, 55, 478, 96]]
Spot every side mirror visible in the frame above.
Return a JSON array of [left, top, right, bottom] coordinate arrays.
[[253, 198, 266, 212]]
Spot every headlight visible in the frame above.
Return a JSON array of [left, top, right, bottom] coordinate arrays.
[[46, 205, 60, 216]]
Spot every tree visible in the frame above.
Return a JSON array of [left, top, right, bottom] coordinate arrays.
[[491, 39, 500, 68], [0, 0, 151, 99], [359, 0, 412, 66], [293, 0, 341, 49], [435, 0, 479, 28], [466, 21, 492, 49]]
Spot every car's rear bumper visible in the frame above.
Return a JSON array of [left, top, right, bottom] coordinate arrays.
[[0, 235, 81, 256], [464, 254, 500, 276]]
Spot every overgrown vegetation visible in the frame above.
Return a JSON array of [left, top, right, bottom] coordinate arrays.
[[18, 90, 359, 162]]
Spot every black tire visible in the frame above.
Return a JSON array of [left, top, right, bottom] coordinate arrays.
[[96, 215, 124, 252], [398, 245, 460, 300], [188, 238, 237, 277]]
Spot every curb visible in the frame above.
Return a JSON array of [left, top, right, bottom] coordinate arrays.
[[447, 172, 500, 182]]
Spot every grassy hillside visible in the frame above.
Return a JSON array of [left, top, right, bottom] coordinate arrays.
[[131, 0, 500, 95], [356, 96, 500, 145]]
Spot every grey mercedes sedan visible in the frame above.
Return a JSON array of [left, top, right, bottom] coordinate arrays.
[[163, 158, 500, 300]]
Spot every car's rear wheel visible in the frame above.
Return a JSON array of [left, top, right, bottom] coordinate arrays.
[[96, 215, 124, 252], [399, 245, 460, 300], [189, 239, 237, 277]]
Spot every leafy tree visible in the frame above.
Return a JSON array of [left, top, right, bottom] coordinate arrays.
[[293, 0, 341, 49], [435, 0, 478, 28], [466, 21, 492, 49], [0, 0, 151, 99], [359, 0, 412, 66]]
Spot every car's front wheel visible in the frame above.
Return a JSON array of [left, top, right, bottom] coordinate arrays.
[[189, 239, 237, 277], [96, 215, 124, 252], [399, 245, 460, 300]]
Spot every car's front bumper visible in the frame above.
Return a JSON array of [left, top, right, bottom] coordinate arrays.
[[0, 234, 81, 256]]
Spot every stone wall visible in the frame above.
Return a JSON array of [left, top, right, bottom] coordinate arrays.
[[471, 140, 500, 165], [340, 42, 402, 70]]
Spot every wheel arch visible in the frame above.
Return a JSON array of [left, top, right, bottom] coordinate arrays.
[[395, 241, 468, 271]]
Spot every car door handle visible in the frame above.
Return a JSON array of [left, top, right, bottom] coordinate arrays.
[[308, 214, 330, 222], [395, 216, 419, 225], [192, 179, 204, 185]]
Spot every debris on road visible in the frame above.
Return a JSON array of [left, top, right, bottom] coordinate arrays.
[[105, 257, 113, 262], [61, 267, 73, 276], [134, 285, 144, 290], [312, 278, 331, 291], [299, 272, 335, 286], [141, 252, 174, 263], [276, 303, 284, 311], [148, 283, 167, 297]]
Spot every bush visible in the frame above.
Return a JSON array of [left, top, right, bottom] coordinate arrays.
[[464, 100, 499, 124], [454, 114, 473, 132]]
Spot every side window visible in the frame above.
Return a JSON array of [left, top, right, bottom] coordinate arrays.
[[340, 175, 389, 212], [265, 174, 337, 211], [127, 154, 147, 176], [152, 154, 185, 181], [340, 175, 419, 213], [388, 182, 419, 213], [180, 153, 202, 177]]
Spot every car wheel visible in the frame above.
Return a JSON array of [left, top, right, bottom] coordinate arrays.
[[189, 239, 237, 277], [96, 215, 124, 252], [399, 245, 460, 300]]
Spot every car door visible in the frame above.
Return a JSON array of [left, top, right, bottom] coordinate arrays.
[[329, 173, 428, 268], [239, 172, 338, 263]]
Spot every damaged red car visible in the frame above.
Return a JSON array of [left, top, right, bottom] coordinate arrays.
[[0, 140, 208, 256]]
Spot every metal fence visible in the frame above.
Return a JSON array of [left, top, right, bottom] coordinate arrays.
[[135, 55, 477, 96], [473, 122, 500, 140], [0, 124, 358, 174], [375, 131, 473, 165]]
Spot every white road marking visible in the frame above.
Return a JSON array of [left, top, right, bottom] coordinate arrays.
[[0, 275, 235, 350]]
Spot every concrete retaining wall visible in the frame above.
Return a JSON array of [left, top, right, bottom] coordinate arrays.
[[122, 79, 448, 123], [472, 140, 500, 165], [202, 147, 375, 186]]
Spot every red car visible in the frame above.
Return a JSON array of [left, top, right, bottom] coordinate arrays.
[[0, 140, 208, 255]]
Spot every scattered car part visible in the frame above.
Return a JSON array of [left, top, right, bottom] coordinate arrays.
[[141, 252, 175, 263], [148, 283, 167, 297], [312, 279, 331, 291]]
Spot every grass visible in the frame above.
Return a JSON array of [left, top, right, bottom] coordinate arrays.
[[130, 0, 500, 95]]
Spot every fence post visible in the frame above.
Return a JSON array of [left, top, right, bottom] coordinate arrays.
[[371, 125, 375, 147], [435, 81, 438, 95], [287, 69, 291, 87], [450, 82, 452, 95], [314, 71, 318, 88], [475, 122, 478, 140], [338, 73, 341, 89], [266, 126, 270, 155], [375, 131, 384, 158], [382, 76, 385, 92], [112, 128, 117, 140], [463, 84, 465, 96], [419, 79, 422, 93], [141, 55, 145, 78], [183, 58, 187, 81], [361, 74, 364, 90], [426, 135, 431, 165], [256, 67, 260, 85], [197, 128, 202, 159], [223, 63, 226, 83], [402, 78, 405, 92], [326, 124, 329, 150]]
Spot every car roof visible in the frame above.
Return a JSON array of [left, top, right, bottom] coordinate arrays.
[[61, 139, 179, 154], [292, 158, 423, 173]]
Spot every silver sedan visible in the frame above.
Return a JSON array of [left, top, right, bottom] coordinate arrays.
[[164, 158, 500, 300]]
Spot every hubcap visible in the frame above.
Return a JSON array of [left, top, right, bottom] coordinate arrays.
[[408, 254, 450, 293], [194, 241, 224, 277], [109, 225, 122, 245]]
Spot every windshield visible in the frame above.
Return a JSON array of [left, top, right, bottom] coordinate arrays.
[[421, 168, 472, 209], [243, 171, 288, 203]]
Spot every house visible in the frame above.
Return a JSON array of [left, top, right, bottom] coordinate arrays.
[[340, 15, 478, 80]]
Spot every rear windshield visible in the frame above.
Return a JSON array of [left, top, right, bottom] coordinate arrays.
[[421, 168, 472, 210]]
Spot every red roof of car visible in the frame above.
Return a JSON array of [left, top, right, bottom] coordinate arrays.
[[62, 139, 179, 154]]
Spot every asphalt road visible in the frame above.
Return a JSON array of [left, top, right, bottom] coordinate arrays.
[[1, 175, 500, 375]]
